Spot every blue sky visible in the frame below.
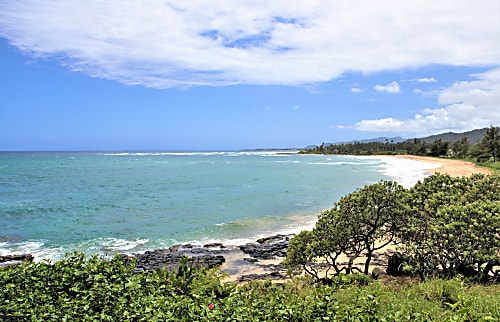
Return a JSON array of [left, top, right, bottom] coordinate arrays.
[[1, 1, 499, 151]]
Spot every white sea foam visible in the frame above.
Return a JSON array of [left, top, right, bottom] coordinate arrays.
[[274, 160, 300, 163], [97, 238, 150, 252], [368, 156, 441, 188], [102, 152, 130, 156], [307, 161, 365, 166], [102, 151, 298, 157], [0, 240, 64, 262]]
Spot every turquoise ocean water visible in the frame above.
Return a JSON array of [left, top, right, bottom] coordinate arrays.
[[0, 151, 425, 261]]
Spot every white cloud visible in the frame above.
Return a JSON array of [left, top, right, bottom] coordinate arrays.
[[292, 105, 300, 110], [374, 82, 401, 93], [353, 67, 500, 135], [0, 0, 499, 88], [351, 87, 362, 93], [417, 77, 437, 83]]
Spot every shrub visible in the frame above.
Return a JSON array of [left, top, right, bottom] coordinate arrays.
[[399, 174, 500, 281], [285, 181, 406, 280], [1, 253, 500, 321]]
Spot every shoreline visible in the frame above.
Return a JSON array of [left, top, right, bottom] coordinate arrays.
[[221, 155, 495, 281], [392, 155, 492, 177], [3, 154, 493, 281]]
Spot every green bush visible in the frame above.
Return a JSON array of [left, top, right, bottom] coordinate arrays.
[[286, 173, 500, 283], [1, 253, 500, 321], [285, 181, 405, 280], [400, 174, 500, 281]]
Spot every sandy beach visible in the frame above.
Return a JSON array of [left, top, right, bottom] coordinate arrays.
[[393, 155, 492, 177]]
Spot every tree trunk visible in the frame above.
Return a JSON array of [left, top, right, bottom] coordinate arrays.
[[364, 250, 372, 275]]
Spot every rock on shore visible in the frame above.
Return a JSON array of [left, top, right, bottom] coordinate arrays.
[[0, 254, 34, 268], [121, 234, 294, 281], [239, 234, 293, 260], [123, 243, 227, 273]]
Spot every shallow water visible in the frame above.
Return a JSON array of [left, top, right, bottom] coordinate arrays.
[[0, 151, 429, 261]]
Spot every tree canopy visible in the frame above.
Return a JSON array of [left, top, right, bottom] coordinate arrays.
[[480, 125, 500, 162], [285, 174, 500, 283]]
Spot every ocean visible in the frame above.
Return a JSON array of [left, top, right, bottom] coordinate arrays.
[[0, 151, 435, 261]]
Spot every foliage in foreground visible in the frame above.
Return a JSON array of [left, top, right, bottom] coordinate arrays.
[[285, 173, 500, 283], [1, 253, 500, 321]]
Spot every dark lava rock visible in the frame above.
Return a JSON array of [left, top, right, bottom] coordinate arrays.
[[386, 252, 405, 276], [0, 254, 34, 268], [203, 243, 224, 248], [240, 234, 294, 260], [256, 234, 293, 244], [127, 246, 226, 273], [124, 234, 294, 278]]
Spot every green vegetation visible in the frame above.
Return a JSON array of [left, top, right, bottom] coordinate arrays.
[[399, 174, 500, 281], [285, 181, 406, 278], [479, 125, 500, 162], [286, 173, 500, 284], [301, 126, 500, 171], [481, 161, 500, 171], [1, 253, 500, 321]]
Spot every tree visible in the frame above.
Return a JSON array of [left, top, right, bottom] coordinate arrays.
[[429, 139, 449, 157], [285, 181, 406, 280], [398, 173, 500, 281], [284, 230, 323, 279], [451, 137, 469, 158], [480, 125, 500, 161], [433, 201, 500, 281]]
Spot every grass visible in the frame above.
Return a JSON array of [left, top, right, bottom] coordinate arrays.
[[337, 277, 500, 321], [471, 159, 500, 172]]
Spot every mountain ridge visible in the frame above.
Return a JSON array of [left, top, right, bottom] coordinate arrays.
[[311, 128, 488, 149]]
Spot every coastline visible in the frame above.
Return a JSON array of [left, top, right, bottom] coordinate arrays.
[[392, 155, 492, 177], [222, 154, 494, 281], [2, 153, 493, 281]]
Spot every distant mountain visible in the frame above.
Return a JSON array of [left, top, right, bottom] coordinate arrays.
[[415, 128, 487, 144], [305, 128, 488, 150]]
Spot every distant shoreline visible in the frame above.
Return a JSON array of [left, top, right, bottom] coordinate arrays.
[[392, 155, 492, 177]]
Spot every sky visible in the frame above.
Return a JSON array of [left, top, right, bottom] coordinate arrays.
[[1, 1, 499, 151]]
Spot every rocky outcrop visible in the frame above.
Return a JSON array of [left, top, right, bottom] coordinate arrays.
[[129, 245, 226, 273], [122, 235, 293, 280], [239, 234, 293, 260], [0, 254, 34, 268]]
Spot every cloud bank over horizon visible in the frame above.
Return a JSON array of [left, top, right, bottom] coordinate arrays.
[[1, 0, 499, 89], [352, 67, 500, 136]]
